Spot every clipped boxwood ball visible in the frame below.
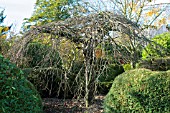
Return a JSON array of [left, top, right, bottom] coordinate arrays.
[[104, 69, 170, 113], [0, 54, 43, 113]]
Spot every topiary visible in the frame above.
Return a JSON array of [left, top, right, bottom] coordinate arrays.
[[0, 54, 43, 113], [142, 33, 170, 59], [104, 69, 170, 113]]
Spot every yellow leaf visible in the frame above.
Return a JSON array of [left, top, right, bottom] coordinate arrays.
[[0, 34, 7, 39], [95, 49, 105, 59], [2, 27, 10, 32], [158, 18, 166, 25], [146, 11, 154, 16]]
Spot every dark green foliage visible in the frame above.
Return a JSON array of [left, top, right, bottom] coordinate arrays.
[[24, 42, 62, 68], [98, 63, 124, 82], [0, 54, 43, 113], [142, 33, 170, 59], [22, 42, 63, 98], [67, 59, 125, 95], [96, 59, 124, 94], [104, 69, 170, 113], [23, 0, 71, 29], [139, 57, 170, 71], [24, 61, 83, 98], [24, 67, 63, 98]]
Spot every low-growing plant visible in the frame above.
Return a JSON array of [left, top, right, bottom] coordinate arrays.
[[104, 69, 170, 113], [123, 63, 132, 71], [0, 54, 43, 113]]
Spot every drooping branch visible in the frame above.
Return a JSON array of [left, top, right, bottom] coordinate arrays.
[[8, 11, 150, 107]]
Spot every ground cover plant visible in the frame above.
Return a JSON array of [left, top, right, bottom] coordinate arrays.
[[104, 68, 170, 113]]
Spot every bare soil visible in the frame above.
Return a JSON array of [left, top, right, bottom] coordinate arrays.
[[43, 95, 105, 113]]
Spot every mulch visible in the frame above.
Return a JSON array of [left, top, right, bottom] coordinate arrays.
[[43, 95, 105, 113]]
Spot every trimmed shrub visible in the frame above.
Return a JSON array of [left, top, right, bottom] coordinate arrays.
[[104, 69, 170, 113], [142, 33, 170, 59], [0, 54, 43, 113], [123, 63, 132, 71], [139, 57, 170, 71]]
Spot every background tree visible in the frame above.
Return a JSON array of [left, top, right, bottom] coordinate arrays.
[[88, 0, 170, 68], [0, 9, 12, 55], [23, 0, 80, 29], [107, 0, 170, 27]]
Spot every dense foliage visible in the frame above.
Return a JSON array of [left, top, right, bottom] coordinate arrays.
[[139, 57, 170, 71], [0, 54, 43, 113], [142, 33, 170, 59], [24, 42, 62, 68], [104, 69, 170, 113], [21, 42, 63, 98], [0, 9, 11, 55], [97, 60, 124, 94], [23, 0, 79, 29]]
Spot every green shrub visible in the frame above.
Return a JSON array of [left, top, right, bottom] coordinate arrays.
[[104, 69, 170, 113], [24, 42, 62, 68], [21, 42, 63, 98], [123, 63, 132, 71], [23, 61, 84, 98], [24, 67, 63, 98], [139, 57, 170, 71], [0, 54, 43, 113], [142, 33, 170, 59], [97, 60, 124, 94], [98, 63, 124, 82]]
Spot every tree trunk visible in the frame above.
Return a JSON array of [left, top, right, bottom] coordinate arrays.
[[85, 58, 89, 108], [83, 38, 96, 108]]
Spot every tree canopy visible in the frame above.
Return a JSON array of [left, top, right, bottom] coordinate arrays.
[[8, 11, 150, 107], [23, 0, 80, 29], [0, 9, 12, 55]]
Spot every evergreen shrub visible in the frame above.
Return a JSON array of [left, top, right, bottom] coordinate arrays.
[[142, 33, 170, 59], [104, 69, 170, 113], [0, 54, 43, 113]]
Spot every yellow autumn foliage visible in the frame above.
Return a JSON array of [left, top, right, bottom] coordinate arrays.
[[0, 34, 7, 39], [95, 48, 105, 59], [158, 18, 167, 26], [146, 9, 159, 16]]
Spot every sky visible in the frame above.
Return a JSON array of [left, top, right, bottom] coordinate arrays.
[[0, 0, 36, 33], [0, 0, 170, 33]]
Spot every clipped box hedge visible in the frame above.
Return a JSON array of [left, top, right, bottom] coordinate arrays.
[[0, 55, 43, 113], [104, 69, 170, 113], [139, 57, 170, 71]]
